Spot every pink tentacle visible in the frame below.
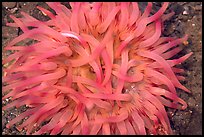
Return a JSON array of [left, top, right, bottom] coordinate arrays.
[[118, 2, 129, 31], [96, 6, 120, 33], [139, 19, 161, 48], [138, 50, 190, 92], [128, 2, 139, 26], [70, 3, 81, 34]]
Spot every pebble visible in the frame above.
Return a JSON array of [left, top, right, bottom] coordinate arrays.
[[9, 7, 19, 14], [183, 10, 188, 15], [2, 2, 17, 9], [2, 26, 18, 39], [195, 5, 202, 11], [188, 98, 196, 107]]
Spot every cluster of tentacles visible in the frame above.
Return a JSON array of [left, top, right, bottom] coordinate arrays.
[[2, 2, 192, 135]]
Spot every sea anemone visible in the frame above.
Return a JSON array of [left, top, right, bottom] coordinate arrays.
[[2, 2, 192, 135]]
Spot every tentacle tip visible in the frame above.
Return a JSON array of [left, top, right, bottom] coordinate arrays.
[[6, 22, 11, 26], [6, 124, 10, 129], [181, 106, 187, 110], [16, 126, 23, 132], [182, 35, 189, 45], [2, 107, 6, 111], [183, 41, 189, 46]]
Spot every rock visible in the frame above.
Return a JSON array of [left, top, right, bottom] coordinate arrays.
[[2, 2, 17, 9], [188, 98, 196, 107]]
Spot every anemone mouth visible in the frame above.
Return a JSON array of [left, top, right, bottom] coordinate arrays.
[[2, 2, 192, 135]]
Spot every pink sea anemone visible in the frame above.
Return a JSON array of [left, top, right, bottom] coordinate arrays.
[[2, 2, 192, 135]]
